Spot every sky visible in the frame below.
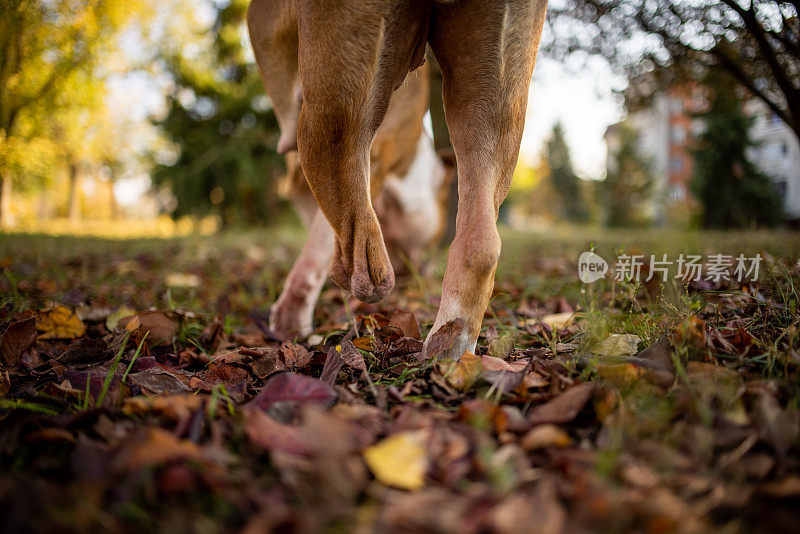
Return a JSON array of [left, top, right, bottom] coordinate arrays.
[[521, 55, 625, 180]]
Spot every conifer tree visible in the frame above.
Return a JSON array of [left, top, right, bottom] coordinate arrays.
[[602, 124, 653, 227], [545, 122, 588, 222], [152, 0, 283, 227], [691, 72, 783, 228]]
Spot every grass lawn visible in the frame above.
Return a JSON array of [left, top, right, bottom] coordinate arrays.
[[0, 224, 798, 532]]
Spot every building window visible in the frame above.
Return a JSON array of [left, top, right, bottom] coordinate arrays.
[[670, 97, 684, 113], [670, 156, 684, 174], [669, 184, 686, 202], [773, 181, 787, 199], [671, 125, 687, 145]]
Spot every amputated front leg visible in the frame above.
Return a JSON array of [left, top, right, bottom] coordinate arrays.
[[269, 209, 334, 339]]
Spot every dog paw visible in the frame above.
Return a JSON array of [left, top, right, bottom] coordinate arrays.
[[269, 296, 314, 340], [330, 212, 395, 303]]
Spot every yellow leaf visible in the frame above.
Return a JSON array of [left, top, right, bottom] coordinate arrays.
[[539, 312, 576, 329], [438, 351, 483, 392], [597, 363, 645, 387], [595, 334, 641, 358], [106, 306, 136, 331], [363, 431, 428, 490], [36, 306, 85, 340]]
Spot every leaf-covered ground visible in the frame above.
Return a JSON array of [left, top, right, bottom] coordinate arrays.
[[1, 227, 799, 533]]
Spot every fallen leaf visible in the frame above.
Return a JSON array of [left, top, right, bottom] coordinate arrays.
[[674, 316, 709, 350], [595, 334, 641, 358], [122, 394, 203, 421], [458, 399, 509, 434], [120, 311, 179, 346], [165, 272, 201, 288], [386, 336, 424, 357], [529, 383, 595, 425], [481, 355, 529, 393], [36, 306, 85, 340], [521, 424, 571, 450], [0, 315, 37, 367], [59, 338, 107, 365], [276, 342, 309, 369], [106, 306, 136, 331], [423, 319, 464, 360], [597, 363, 645, 387], [363, 431, 428, 490], [489, 333, 515, 360], [352, 336, 375, 351], [388, 310, 421, 339], [437, 351, 483, 392], [338, 340, 366, 371], [539, 312, 575, 329], [492, 477, 566, 534], [249, 372, 337, 412], [244, 409, 313, 455], [320, 347, 344, 385], [753, 393, 800, 458], [113, 427, 204, 472], [127, 367, 194, 395]]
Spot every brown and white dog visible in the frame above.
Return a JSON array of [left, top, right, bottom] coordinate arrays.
[[248, 0, 547, 358]]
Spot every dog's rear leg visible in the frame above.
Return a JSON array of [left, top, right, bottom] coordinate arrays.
[[425, 0, 548, 358], [294, 1, 429, 303], [270, 209, 334, 339]]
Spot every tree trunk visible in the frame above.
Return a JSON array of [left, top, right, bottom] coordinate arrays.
[[0, 171, 12, 228], [67, 163, 80, 222], [108, 181, 118, 220]]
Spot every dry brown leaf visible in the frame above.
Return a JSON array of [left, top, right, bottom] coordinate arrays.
[[120, 311, 179, 346], [113, 428, 204, 472], [437, 351, 483, 392], [122, 394, 203, 421], [529, 383, 595, 425], [388, 310, 421, 340], [521, 424, 571, 450], [0, 314, 37, 367]]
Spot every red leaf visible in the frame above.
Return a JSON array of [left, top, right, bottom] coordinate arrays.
[[249, 372, 337, 412]]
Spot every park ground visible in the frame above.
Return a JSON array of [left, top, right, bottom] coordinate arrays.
[[0, 224, 799, 533]]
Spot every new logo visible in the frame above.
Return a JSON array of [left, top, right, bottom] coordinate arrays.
[[578, 251, 608, 283]]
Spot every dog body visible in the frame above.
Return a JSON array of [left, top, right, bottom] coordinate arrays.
[[248, 0, 548, 357]]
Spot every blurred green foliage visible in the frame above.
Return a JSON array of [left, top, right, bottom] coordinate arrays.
[[546, 122, 589, 223], [602, 124, 654, 227], [151, 0, 285, 227], [691, 72, 783, 229]]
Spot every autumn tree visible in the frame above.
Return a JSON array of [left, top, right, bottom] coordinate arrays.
[[152, 0, 284, 227], [545, 0, 800, 143], [0, 0, 140, 226]]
